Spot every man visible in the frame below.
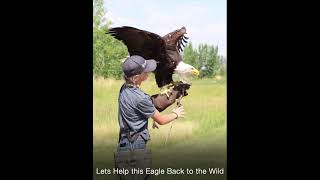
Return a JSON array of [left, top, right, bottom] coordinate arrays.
[[114, 55, 185, 180]]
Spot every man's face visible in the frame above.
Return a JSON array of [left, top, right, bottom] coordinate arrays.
[[140, 72, 149, 81], [132, 72, 149, 86]]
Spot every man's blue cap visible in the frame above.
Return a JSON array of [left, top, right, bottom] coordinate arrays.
[[122, 55, 157, 77]]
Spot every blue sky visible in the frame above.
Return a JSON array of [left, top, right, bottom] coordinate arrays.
[[104, 0, 226, 57]]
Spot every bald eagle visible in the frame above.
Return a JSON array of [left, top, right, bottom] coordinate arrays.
[[107, 26, 199, 96]]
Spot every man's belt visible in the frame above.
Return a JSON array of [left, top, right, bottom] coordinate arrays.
[[120, 131, 142, 143]]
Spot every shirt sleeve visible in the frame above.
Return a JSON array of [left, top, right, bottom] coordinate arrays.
[[136, 97, 156, 119]]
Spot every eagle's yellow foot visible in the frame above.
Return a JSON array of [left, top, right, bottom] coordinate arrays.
[[160, 83, 175, 98], [160, 87, 172, 98]]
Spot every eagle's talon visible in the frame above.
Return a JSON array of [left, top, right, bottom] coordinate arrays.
[[160, 83, 175, 98], [160, 88, 171, 98]]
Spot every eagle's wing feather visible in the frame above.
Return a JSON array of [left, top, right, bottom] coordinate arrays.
[[108, 26, 167, 61], [108, 26, 173, 87]]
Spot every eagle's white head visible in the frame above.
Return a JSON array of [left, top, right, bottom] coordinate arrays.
[[174, 61, 200, 84]]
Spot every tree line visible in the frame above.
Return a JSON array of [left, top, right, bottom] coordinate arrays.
[[182, 42, 226, 78]]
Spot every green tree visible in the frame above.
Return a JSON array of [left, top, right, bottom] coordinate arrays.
[[183, 42, 199, 69], [205, 45, 219, 77], [197, 43, 209, 70], [93, 0, 128, 79], [184, 42, 221, 78], [217, 55, 226, 76]]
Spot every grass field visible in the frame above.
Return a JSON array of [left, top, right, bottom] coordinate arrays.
[[93, 76, 226, 180]]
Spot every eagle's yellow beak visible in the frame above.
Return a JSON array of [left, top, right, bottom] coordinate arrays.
[[191, 68, 200, 76]]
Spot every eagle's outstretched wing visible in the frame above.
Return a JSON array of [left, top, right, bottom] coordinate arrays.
[[107, 26, 167, 61], [107, 26, 175, 87]]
